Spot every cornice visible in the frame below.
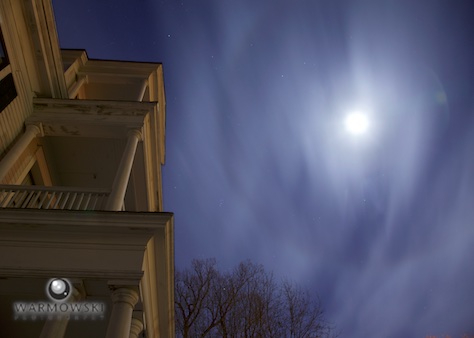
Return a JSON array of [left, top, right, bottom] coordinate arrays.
[[0, 208, 173, 231]]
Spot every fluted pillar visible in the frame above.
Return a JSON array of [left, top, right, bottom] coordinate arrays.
[[105, 288, 139, 338], [129, 317, 144, 338], [105, 129, 141, 211], [0, 124, 41, 183]]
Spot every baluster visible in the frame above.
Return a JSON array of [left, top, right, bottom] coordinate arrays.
[[21, 190, 35, 208], [91, 194, 99, 210], [45, 192, 56, 209], [7, 190, 24, 208], [59, 193, 70, 210], [29, 190, 42, 208], [83, 193, 92, 210], [38, 191, 49, 209], [66, 192, 77, 210], [0, 189, 8, 207], [52, 192, 64, 209], [75, 193, 85, 210]]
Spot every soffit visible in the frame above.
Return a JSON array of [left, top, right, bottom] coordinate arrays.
[[41, 136, 125, 189]]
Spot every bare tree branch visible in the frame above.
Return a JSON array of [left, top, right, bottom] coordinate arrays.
[[175, 258, 337, 338]]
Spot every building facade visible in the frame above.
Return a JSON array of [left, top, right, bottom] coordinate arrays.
[[0, 0, 174, 337]]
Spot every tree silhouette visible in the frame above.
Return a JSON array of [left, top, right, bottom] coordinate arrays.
[[175, 259, 336, 338]]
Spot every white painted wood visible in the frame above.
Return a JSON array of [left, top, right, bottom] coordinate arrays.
[[129, 318, 144, 338], [105, 288, 139, 338], [0, 124, 41, 182], [0, 184, 110, 210], [0, 1, 173, 336]]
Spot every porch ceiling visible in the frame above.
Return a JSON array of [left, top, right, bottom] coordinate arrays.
[[41, 136, 126, 189], [39, 134, 147, 211]]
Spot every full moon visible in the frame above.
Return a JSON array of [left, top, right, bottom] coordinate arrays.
[[344, 112, 369, 135]]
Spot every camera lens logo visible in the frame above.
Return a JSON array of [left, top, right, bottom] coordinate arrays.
[[46, 278, 71, 302]]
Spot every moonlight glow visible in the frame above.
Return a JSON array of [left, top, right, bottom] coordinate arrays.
[[344, 112, 369, 135]]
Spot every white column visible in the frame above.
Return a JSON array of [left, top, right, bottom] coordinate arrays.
[[39, 287, 82, 338], [106, 288, 139, 338], [105, 129, 141, 211], [0, 124, 41, 183], [39, 316, 68, 338], [129, 318, 144, 338]]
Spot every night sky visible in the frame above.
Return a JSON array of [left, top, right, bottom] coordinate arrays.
[[53, 1, 474, 336]]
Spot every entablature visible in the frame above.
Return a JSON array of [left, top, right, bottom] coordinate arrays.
[[28, 97, 158, 138]]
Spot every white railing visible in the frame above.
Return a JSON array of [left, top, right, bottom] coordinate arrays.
[[0, 185, 110, 211]]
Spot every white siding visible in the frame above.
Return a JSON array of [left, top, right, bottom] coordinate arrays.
[[0, 0, 36, 174], [0, 70, 33, 153]]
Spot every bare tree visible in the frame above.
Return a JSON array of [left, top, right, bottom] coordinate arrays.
[[281, 281, 331, 338], [174, 258, 218, 337], [175, 259, 336, 338]]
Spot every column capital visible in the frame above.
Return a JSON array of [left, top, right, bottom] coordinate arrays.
[[110, 288, 139, 308], [127, 128, 142, 141], [106, 287, 140, 338], [25, 123, 43, 137], [129, 318, 144, 338]]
